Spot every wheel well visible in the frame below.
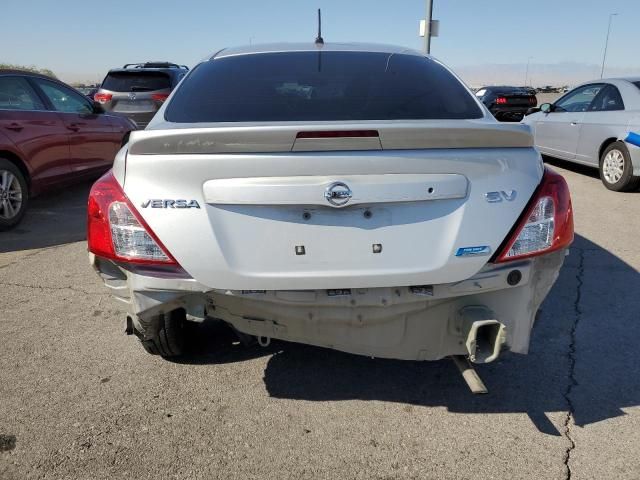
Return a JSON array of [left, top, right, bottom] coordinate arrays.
[[0, 150, 30, 187], [599, 137, 619, 161]]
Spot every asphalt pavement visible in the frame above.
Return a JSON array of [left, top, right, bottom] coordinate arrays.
[[1, 158, 639, 480]]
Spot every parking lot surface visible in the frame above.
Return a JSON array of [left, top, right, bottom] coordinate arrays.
[[1, 159, 639, 480]]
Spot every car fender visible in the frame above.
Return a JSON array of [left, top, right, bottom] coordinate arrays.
[[0, 129, 33, 176]]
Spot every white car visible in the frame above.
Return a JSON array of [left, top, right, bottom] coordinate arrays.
[[88, 43, 573, 368], [523, 77, 640, 191]]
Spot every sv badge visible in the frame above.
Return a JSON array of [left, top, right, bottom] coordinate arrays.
[[484, 190, 517, 203]]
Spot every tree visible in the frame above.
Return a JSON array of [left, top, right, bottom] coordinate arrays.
[[0, 63, 57, 78]]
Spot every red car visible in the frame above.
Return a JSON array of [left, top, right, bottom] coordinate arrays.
[[0, 70, 135, 230]]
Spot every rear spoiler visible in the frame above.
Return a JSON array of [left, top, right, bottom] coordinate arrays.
[[128, 121, 533, 155]]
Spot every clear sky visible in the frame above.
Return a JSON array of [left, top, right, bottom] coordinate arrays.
[[1, 0, 638, 85]]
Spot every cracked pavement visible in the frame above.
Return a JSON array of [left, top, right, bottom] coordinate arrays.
[[1, 160, 639, 479], [561, 246, 583, 480]]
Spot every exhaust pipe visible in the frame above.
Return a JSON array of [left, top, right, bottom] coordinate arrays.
[[458, 307, 507, 364]]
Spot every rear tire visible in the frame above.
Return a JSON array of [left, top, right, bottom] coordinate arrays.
[[0, 158, 28, 231], [599, 142, 640, 192], [139, 310, 186, 357]]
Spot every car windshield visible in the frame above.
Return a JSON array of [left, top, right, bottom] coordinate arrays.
[[165, 51, 483, 122], [102, 72, 170, 92]]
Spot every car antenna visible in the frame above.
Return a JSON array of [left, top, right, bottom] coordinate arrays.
[[315, 8, 324, 45]]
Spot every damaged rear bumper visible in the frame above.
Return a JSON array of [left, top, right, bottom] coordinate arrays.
[[91, 250, 566, 362]]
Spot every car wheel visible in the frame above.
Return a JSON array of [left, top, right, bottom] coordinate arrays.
[[0, 158, 29, 231], [139, 309, 186, 357], [599, 142, 640, 192]]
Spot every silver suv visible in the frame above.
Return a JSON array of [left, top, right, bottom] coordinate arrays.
[[94, 62, 188, 128]]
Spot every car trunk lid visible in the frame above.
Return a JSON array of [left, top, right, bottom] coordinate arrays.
[[496, 90, 536, 107], [122, 123, 541, 290]]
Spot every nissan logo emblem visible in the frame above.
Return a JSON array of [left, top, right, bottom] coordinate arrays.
[[324, 182, 352, 207]]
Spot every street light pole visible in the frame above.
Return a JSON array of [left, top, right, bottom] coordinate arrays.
[[600, 13, 618, 78], [524, 56, 533, 87], [424, 0, 434, 54]]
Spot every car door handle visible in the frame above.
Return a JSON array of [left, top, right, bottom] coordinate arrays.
[[5, 122, 23, 132], [571, 122, 579, 126], [66, 123, 82, 132]]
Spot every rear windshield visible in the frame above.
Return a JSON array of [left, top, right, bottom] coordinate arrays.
[[165, 51, 483, 122], [102, 72, 171, 92]]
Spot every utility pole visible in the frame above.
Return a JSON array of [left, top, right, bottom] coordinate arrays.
[[524, 56, 533, 86], [424, 0, 434, 54], [600, 13, 618, 78]]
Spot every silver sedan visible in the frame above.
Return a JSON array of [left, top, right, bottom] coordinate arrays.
[[523, 77, 640, 191]]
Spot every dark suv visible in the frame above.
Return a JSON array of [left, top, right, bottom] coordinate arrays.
[[94, 62, 188, 128]]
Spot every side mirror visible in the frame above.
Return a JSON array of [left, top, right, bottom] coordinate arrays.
[[539, 103, 553, 113], [525, 107, 541, 116], [92, 101, 105, 114]]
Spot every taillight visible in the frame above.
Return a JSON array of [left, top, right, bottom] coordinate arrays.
[[495, 97, 508, 105], [494, 167, 573, 262], [151, 93, 170, 102], [87, 171, 177, 265], [94, 92, 112, 104]]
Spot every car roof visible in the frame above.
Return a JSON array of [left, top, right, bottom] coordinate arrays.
[[209, 42, 424, 60], [106, 64, 188, 75], [106, 69, 184, 74], [603, 76, 640, 83], [576, 77, 640, 87], [0, 69, 57, 80]]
